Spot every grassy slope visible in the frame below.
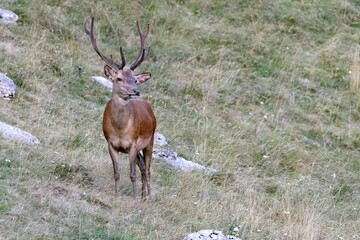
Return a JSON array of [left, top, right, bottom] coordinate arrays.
[[1, 0, 359, 239]]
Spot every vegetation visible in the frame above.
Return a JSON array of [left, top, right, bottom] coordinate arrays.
[[1, 0, 359, 239]]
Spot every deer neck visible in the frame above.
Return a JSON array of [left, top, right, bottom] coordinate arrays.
[[110, 92, 129, 106], [106, 94, 132, 125]]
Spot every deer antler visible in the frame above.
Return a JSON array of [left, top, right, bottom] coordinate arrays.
[[130, 20, 150, 71], [84, 17, 125, 70]]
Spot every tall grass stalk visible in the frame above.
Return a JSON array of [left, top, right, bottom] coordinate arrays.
[[350, 46, 360, 90]]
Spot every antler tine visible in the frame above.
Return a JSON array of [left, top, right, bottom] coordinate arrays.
[[119, 46, 126, 68], [84, 17, 125, 70], [83, 17, 91, 35], [130, 21, 150, 71]]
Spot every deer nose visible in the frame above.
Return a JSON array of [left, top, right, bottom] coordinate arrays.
[[134, 88, 140, 96]]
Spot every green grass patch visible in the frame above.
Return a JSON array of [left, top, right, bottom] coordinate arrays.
[[0, 0, 359, 239]]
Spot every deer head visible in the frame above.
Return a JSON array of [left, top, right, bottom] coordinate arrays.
[[84, 17, 151, 99]]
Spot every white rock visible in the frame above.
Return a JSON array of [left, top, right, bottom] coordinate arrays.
[[0, 121, 40, 145], [154, 132, 168, 147], [0, 8, 19, 24], [0, 73, 16, 100], [91, 76, 113, 91], [183, 230, 240, 240], [153, 149, 216, 173]]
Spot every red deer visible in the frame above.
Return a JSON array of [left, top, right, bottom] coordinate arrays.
[[84, 17, 156, 200]]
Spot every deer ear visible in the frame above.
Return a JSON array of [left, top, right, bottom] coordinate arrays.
[[104, 65, 116, 79], [134, 72, 151, 84]]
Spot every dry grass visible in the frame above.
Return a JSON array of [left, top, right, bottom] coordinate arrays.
[[1, 0, 360, 239], [350, 46, 360, 90]]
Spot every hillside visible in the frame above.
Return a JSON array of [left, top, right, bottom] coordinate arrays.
[[1, 0, 359, 239]]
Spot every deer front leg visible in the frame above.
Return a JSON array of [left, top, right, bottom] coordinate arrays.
[[108, 143, 120, 197], [129, 148, 138, 199]]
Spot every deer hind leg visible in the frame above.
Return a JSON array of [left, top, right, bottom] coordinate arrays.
[[136, 151, 146, 200], [143, 139, 154, 198], [108, 143, 120, 197]]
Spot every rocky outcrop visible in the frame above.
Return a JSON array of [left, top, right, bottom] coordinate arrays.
[[183, 230, 240, 240], [0, 73, 16, 100]]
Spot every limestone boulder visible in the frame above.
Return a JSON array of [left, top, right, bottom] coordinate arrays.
[[183, 230, 240, 240]]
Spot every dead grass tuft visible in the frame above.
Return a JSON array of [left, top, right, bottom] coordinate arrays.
[[350, 46, 360, 90]]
